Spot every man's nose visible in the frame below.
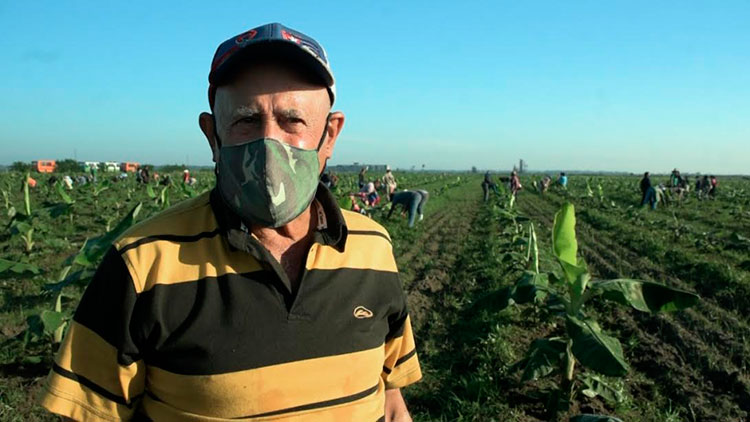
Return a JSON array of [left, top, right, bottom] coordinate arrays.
[[259, 118, 282, 139]]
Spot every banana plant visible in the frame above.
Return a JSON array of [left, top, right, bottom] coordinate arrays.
[[158, 185, 171, 209], [0, 258, 40, 276], [7, 175, 35, 253], [479, 202, 699, 420]]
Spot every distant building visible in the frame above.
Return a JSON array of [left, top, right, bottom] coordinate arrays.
[[103, 162, 120, 172], [120, 162, 140, 173], [79, 161, 100, 172], [32, 160, 56, 173]]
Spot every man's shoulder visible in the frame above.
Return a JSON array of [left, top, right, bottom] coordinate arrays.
[[115, 190, 215, 250], [341, 209, 392, 243]]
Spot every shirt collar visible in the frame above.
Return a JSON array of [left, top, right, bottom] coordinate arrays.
[[209, 182, 348, 253]]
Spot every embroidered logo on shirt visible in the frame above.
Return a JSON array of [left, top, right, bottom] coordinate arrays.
[[353, 306, 374, 319]]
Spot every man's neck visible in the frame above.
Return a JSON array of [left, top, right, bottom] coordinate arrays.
[[251, 204, 316, 246]]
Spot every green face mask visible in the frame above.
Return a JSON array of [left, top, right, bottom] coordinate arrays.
[[216, 135, 323, 228]]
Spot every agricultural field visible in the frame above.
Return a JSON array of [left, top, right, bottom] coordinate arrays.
[[0, 170, 749, 421]]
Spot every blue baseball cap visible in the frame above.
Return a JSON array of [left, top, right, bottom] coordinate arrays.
[[208, 22, 336, 108]]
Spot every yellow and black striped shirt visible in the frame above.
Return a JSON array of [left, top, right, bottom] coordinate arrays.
[[40, 185, 421, 421]]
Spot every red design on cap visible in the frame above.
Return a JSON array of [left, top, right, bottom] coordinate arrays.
[[281, 30, 300, 44], [235, 29, 257, 45]]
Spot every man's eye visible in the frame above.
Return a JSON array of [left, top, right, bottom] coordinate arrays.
[[238, 117, 260, 125]]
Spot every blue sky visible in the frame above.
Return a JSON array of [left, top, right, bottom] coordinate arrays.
[[1, 1, 748, 174]]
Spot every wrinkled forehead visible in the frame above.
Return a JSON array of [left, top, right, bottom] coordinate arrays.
[[213, 61, 329, 121]]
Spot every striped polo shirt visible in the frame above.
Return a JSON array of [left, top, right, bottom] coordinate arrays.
[[40, 184, 421, 421]]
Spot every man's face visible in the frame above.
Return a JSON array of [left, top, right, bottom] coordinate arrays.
[[199, 61, 344, 173]]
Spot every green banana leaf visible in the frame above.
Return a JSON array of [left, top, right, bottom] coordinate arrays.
[[579, 373, 623, 404], [0, 258, 40, 275], [513, 271, 549, 304], [516, 337, 567, 382], [592, 279, 699, 313], [567, 315, 628, 376], [553, 202, 578, 265], [470, 286, 513, 314], [72, 202, 142, 267]]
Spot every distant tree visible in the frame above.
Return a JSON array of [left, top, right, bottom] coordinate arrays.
[[471, 166, 478, 173], [158, 164, 189, 173], [10, 161, 31, 172], [56, 158, 81, 173]]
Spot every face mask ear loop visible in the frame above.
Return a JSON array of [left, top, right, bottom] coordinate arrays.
[[212, 115, 222, 177], [316, 113, 332, 152]]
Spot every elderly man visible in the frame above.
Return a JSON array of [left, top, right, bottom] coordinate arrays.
[[40, 23, 421, 422]]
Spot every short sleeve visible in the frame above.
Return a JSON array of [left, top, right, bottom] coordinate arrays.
[[39, 247, 145, 421], [380, 284, 422, 389]]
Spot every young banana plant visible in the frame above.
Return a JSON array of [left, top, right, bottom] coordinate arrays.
[[483, 202, 699, 421]]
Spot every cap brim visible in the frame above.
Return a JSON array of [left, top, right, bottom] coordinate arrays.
[[209, 40, 333, 88]]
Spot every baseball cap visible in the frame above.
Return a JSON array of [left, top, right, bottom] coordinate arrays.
[[208, 22, 335, 108]]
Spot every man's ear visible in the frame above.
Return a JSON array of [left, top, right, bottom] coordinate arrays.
[[320, 111, 345, 160], [199, 112, 219, 163]]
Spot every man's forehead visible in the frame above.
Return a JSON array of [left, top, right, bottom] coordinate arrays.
[[214, 86, 327, 116]]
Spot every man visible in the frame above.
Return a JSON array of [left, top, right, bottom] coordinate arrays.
[[414, 189, 429, 221], [481, 171, 499, 202], [358, 165, 368, 189], [709, 175, 718, 197], [382, 166, 397, 200], [509, 170, 522, 197], [558, 172, 568, 188], [40, 22, 420, 422], [539, 175, 552, 194], [359, 179, 382, 206], [387, 190, 427, 228], [640, 171, 651, 205]]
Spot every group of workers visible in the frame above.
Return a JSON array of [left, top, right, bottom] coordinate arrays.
[[338, 165, 430, 228], [640, 169, 718, 209], [23, 167, 199, 193], [481, 170, 569, 201]]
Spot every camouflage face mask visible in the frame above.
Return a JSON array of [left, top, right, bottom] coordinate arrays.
[[217, 136, 323, 228]]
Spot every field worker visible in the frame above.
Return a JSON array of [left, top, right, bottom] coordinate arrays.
[[359, 179, 381, 206], [62, 175, 74, 190], [539, 175, 552, 194], [182, 168, 191, 184], [415, 189, 429, 221], [670, 168, 682, 188], [701, 175, 710, 197], [387, 190, 424, 228], [510, 170, 522, 197], [640, 172, 651, 205], [481, 171, 499, 202], [358, 165, 368, 189], [558, 172, 568, 188], [709, 175, 718, 197], [40, 22, 421, 422], [382, 166, 397, 200]]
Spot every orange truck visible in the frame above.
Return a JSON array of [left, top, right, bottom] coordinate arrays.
[[120, 162, 139, 173], [32, 160, 56, 173]]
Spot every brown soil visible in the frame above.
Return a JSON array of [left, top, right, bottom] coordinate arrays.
[[518, 192, 750, 420]]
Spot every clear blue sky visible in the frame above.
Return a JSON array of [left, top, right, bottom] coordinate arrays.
[[1, 1, 748, 174]]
